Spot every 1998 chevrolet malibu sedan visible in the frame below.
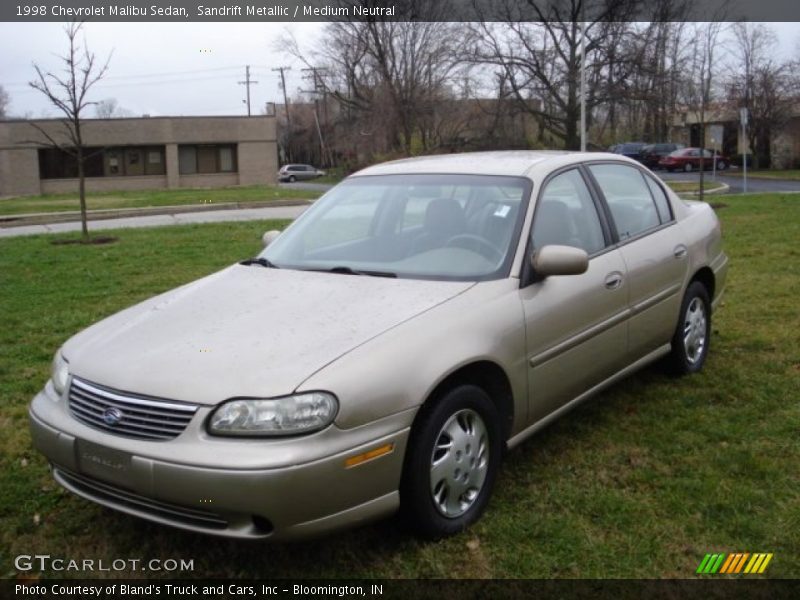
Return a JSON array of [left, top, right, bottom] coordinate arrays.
[[29, 151, 727, 540]]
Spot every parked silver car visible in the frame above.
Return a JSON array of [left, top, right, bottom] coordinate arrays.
[[29, 151, 727, 540], [278, 163, 325, 182]]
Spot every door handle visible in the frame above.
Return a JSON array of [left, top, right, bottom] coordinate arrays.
[[604, 272, 623, 290], [674, 245, 688, 259]]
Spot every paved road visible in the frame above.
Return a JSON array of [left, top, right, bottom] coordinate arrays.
[[0, 204, 309, 239], [657, 169, 800, 194]]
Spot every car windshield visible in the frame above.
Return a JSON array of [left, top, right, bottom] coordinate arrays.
[[260, 174, 531, 281]]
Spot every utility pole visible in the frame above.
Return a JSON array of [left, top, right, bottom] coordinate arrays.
[[272, 66, 292, 161], [238, 65, 258, 117], [301, 66, 332, 167]]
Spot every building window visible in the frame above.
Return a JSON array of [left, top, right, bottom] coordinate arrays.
[[39, 146, 164, 179], [219, 146, 235, 172], [39, 147, 103, 179], [178, 144, 237, 175], [178, 146, 197, 174]]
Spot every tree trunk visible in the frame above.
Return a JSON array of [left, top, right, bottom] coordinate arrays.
[[77, 146, 89, 239]]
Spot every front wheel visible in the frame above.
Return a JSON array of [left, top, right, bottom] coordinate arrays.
[[684, 162, 693, 173], [717, 161, 727, 171], [666, 281, 711, 375], [400, 384, 502, 539], [288, 175, 297, 183]]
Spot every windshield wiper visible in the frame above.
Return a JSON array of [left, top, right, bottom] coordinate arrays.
[[321, 266, 397, 278], [239, 257, 279, 268]]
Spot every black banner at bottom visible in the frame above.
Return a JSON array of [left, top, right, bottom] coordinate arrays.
[[5, 579, 800, 600]]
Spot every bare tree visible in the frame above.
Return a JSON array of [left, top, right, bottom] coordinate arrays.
[[282, 1, 466, 159], [28, 22, 111, 239], [95, 97, 133, 119], [684, 20, 727, 201], [725, 23, 798, 169], [467, 0, 641, 150]]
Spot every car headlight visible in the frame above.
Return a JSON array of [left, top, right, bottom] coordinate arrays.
[[208, 392, 338, 436], [51, 351, 70, 396]]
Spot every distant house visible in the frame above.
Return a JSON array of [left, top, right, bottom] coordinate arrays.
[[0, 115, 278, 197], [670, 105, 800, 169]]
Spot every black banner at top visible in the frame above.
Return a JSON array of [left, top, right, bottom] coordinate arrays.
[[3, 0, 800, 23]]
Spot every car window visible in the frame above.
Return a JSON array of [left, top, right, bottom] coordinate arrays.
[[643, 174, 673, 223], [532, 169, 606, 255], [263, 174, 531, 281], [588, 164, 661, 240], [300, 187, 381, 252]]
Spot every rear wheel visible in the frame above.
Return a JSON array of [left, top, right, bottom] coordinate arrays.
[[666, 281, 711, 375], [684, 162, 693, 173], [717, 161, 727, 171], [401, 384, 502, 538]]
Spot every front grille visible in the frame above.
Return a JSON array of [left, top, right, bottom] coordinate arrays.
[[68, 377, 198, 441], [54, 467, 228, 530]]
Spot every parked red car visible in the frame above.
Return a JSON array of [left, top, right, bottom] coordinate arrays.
[[659, 148, 729, 172]]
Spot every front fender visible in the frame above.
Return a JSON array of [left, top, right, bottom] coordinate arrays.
[[297, 279, 528, 433]]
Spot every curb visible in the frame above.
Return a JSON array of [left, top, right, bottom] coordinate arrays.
[[675, 181, 730, 197], [0, 199, 314, 228]]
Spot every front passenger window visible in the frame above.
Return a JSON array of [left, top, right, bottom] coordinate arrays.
[[532, 169, 606, 255]]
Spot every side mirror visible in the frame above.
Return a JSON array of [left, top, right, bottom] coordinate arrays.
[[261, 230, 281, 248], [531, 245, 589, 277]]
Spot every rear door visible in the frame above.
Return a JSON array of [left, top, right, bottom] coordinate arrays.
[[586, 163, 689, 360], [520, 167, 630, 423]]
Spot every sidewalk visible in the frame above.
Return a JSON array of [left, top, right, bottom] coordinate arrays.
[[0, 203, 310, 238]]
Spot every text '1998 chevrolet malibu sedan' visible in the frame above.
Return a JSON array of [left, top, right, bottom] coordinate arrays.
[[29, 151, 728, 540]]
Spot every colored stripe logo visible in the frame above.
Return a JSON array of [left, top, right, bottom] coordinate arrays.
[[696, 552, 773, 574]]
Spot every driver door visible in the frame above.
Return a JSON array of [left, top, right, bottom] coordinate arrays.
[[520, 168, 630, 423]]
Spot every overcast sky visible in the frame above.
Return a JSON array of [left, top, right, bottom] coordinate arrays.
[[1, 21, 798, 119], [1, 22, 323, 118]]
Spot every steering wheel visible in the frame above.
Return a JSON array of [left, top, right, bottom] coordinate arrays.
[[445, 234, 504, 262]]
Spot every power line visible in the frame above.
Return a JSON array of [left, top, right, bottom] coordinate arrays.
[[3, 65, 243, 88]]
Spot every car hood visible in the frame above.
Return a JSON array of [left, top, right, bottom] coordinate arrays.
[[63, 265, 473, 405]]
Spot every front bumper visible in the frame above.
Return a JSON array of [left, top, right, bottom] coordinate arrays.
[[29, 383, 413, 540]]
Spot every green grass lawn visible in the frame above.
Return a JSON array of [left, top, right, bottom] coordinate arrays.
[[0, 194, 798, 579], [724, 169, 800, 180], [0, 185, 320, 217]]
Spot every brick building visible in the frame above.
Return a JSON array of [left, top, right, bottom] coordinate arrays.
[[0, 115, 278, 197]]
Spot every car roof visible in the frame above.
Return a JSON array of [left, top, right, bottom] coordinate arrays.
[[350, 150, 638, 179]]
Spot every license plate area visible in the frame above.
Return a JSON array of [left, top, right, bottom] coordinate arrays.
[[75, 439, 132, 486]]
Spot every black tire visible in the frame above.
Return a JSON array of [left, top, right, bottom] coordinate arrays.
[[684, 162, 693, 173], [717, 161, 727, 171], [288, 175, 296, 183], [666, 281, 712, 376], [400, 384, 502, 539]]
